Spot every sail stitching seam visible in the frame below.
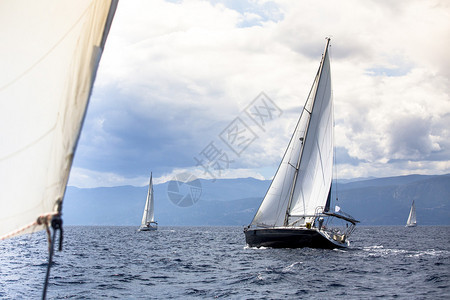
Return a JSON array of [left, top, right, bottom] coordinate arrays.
[[0, 123, 57, 162], [0, 3, 94, 92]]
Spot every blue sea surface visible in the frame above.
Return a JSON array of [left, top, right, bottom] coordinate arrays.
[[1, 226, 449, 299]]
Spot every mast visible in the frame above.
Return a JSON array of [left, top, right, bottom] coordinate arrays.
[[249, 38, 333, 229], [148, 172, 155, 223], [141, 173, 153, 226], [283, 37, 331, 226]]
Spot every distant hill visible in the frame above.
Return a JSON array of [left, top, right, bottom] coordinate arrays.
[[337, 174, 450, 225], [64, 174, 450, 226]]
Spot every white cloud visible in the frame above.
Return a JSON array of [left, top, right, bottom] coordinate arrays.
[[156, 166, 266, 184], [68, 167, 149, 188], [73, 0, 450, 187]]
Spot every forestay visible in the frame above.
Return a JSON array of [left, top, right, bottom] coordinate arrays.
[[0, 0, 118, 239], [251, 40, 333, 228]]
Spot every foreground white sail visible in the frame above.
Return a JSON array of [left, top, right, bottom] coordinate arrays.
[[406, 200, 417, 227], [0, 0, 118, 240], [244, 38, 358, 249], [139, 173, 158, 231]]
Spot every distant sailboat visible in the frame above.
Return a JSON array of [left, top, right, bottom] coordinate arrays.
[[0, 1, 118, 298], [244, 38, 358, 249], [406, 200, 417, 227], [139, 173, 158, 231]]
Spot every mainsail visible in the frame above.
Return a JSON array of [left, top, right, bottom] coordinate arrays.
[[0, 0, 118, 239], [141, 173, 155, 226], [250, 39, 333, 228], [406, 200, 417, 227]]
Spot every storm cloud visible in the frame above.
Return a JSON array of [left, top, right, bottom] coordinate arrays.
[[69, 0, 450, 187]]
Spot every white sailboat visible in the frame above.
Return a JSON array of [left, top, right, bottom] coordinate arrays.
[[244, 38, 358, 249], [139, 173, 158, 231], [406, 200, 417, 227], [0, 0, 118, 297]]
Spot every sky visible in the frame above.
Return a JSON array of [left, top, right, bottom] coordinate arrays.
[[68, 0, 450, 188]]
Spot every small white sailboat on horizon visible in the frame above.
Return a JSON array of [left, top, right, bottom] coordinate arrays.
[[406, 200, 417, 227], [139, 173, 158, 231], [244, 38, 358, 249]]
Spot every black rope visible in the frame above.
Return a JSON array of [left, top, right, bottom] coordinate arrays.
[[42, 215, 63, 300]]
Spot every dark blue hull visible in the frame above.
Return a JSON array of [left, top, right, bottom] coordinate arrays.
[[244, 227, 347, 249]]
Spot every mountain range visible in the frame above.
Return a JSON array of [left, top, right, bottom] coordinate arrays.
[[63, 173, 450, 226]]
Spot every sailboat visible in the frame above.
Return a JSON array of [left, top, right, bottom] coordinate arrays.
[[244, 38, 358, 249], [406, 200, 417, 227], [0, 0, 118, 298], [138, 173, 158, 231]]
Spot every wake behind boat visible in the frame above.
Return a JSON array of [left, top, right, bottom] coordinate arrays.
[[139, 172, 158, 231], [244, 38, 358, 249]]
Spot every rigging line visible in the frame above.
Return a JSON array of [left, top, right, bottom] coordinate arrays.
[[42, 215, 63, 300], [334, 143, 339, 202], [329, 40, 339, 203], [0, 212, 57, 240], [284, 39, 330, 226], [0, 221, 38, 240], [250, 96, 307, 226]]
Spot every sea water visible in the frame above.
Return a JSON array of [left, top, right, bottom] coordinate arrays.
[[1, 226, 449, 299]]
